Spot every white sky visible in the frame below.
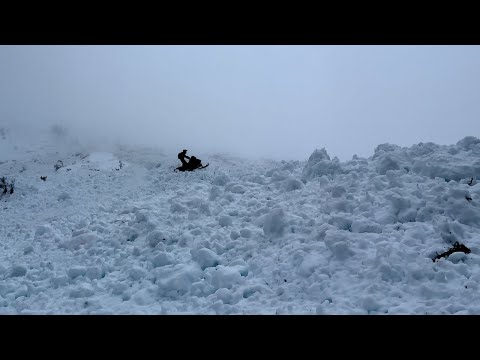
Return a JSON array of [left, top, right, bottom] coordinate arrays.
[[1, 45, 479, 161]]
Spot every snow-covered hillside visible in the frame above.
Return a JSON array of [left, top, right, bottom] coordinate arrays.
[[1, 126, 480, 314]]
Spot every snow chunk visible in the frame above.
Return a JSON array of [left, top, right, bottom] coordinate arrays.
[[269, 170, 290, 182], [123, 227, 139, 242], [302, 148, 343, 181], [132, 288, 155, 306], [448, 252, 468, 263], [70, 283, 95, 298], [57, 192, 71, 201], [191, 248, 221, 270], [240, 229, 252, 238], [134, 210, 150, 223], [362, 296, 381, 312], [212, 173, 230, 186], [60, 233, 102, 251], [214, 288, 238, 304], [242, 284, 269, 299], [23, 245, 34, 255], [129, 266, 147, 281], [376, 156, 400, 175], [248, 175, 265, 184], [204, 265, 244, 290], [298, 254, 325, 277], [86, 266, 105, 280], [0, 264, 7, 277], [155, 264, 203, 295], [328, 216, 352, 231], [209, 186, 222, 201], [186, 198, 211, 215], [218, 215, 233, 227], [10, 264, 27, 277], [456, 136, 480, 151], [283, 177, 304, 191], [330, 185, 346, 198], [226, 183, 246, 194], [351, 219, 383, 234], [152, 252, 174, 268], [35, 225, 53, 239], [146, 230, 166, 248], [262, 208, 286, 237], [67, 266, 87, 279], [324, 230, 355, 260], [14, 285, 29, 299]]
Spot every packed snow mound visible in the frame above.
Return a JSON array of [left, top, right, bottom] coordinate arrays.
[[301, 148, 344, 181], [303, 137, 480, 182], [456, 136, 480, 151], [372, 137, 480, 181]]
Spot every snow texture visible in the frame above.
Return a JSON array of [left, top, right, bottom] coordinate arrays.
[[1, 126, 480, 314]]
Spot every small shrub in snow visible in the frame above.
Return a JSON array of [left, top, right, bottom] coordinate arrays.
[[0, 176, 14, 196], [432, 241, 471, 262], [54, 160, 64, 171]]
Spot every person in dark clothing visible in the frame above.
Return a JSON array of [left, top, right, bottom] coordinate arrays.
[[178, 149, 190, 166], [175, 149, 208, 172]]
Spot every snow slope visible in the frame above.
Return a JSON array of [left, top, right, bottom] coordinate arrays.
[[1, 126, 480, 314]]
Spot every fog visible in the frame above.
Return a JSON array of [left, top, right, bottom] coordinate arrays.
[[1, 45, 480, 161]]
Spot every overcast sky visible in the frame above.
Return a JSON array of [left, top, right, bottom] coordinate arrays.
[[1, 45, 479, 161]]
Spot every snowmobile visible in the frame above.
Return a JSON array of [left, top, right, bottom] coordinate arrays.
[[175, 156, 209, 172]]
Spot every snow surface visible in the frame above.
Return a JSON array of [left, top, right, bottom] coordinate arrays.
[[1, 125, 480, 314]]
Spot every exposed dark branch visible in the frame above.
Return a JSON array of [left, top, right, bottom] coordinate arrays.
[[433, 241, 471, 262], [0, 177, 7, 195], [1, 176, 14, 196]]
